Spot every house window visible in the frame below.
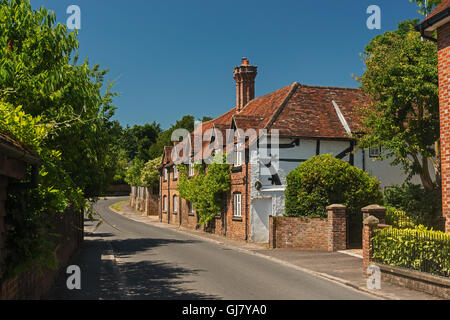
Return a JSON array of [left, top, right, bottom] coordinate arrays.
[[173, 195, 178, 213], [234, 142, 243, 167], [163, 195, 168, 212], [188, 201, 194, 215], [369, 146, 382, 158], [173, 167, 178, 180], [164, 168, 168, 181], [233, 193, 242, 217], [189, 162, 195, 177]]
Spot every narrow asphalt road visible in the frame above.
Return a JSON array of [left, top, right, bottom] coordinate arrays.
[[48, 197, 374, 300]]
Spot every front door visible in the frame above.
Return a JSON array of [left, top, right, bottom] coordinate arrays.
[[251, 198, 272, 243]]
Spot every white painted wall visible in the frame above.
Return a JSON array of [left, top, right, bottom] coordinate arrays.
[[248, 137, 432, 243]]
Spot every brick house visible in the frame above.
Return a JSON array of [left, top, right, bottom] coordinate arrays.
[[158, 58, 417, 242], [418, 0, 450, 233]]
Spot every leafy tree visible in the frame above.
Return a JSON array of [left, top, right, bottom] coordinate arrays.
[[148, 115, 196, 160], [0, 0, 118, 197], [409, 0, 442, 15], [355, 20, 440, 191], [124, 158, 145, 187], [141, 156, 163, 190]]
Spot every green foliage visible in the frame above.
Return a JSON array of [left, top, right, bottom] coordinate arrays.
[[0, 102, 85, 278], [385, 207, 417, 229], [121, 123, 162, 162], [285, 155, 383, 218], [0, 0, 119, 198], [384, 183, 443, 229], [124, 158, 145, 187], [141, 156, 162, 189], [409, 0, 442, 15], [356, 20, 440, 191], [148, 115, 195, 160], [177, 154, 231, 225], [0, 0, 116, 278], [372, 226, 450, 277]]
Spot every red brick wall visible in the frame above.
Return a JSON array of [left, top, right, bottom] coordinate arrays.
[[438, 22, 450, 233], [269, 216, 329, 251], [224, 163, 251, 241], [269, 204, 348, 251], [159, 162, 251, 241]]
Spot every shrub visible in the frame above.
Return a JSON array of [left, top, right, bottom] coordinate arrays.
[[141, 157, 162, 190], [385, 207, 416, 229], [372, 226, 450, 277], [384, 183, 442, 229], [285, 154, 383, 218]]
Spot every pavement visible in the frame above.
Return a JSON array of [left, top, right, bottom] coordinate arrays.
[[46, 197, 439, 300]]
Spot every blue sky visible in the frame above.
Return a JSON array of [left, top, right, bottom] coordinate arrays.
[[30, 0, 423, 129]]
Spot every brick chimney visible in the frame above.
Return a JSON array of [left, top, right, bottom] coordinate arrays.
[[233, 57, 258, 112]]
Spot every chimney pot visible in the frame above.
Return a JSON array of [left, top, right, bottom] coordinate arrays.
[[233, 58, 257, 112]]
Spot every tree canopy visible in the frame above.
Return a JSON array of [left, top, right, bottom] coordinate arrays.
[[355, 20, 440, 191]]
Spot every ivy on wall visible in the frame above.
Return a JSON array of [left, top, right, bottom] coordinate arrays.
[[177, 154, 231, 225]]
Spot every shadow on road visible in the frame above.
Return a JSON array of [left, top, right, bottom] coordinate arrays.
[[48, 235, 219, 300]]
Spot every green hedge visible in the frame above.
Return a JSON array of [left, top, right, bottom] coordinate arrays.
[[372, 226, 450, 277], [285, 154, 383, 218], [384, 183, 442, 229]]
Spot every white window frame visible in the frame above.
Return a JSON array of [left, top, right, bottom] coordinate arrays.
[[189, 162, 195, 177], [163, 196, 168, 212], [173, 166, 178, 180], [188, 201, 194, 214], [173, 195, 178, 213], [164, 168, 168, 181], [369, 146, 382, 158], [233, 193, 242, 217], [234, 142, 243, 167]]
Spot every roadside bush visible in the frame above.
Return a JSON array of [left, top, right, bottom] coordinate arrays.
[[285, 154, 383, 218], [372, 226, 450, 277], [384, 183, 442, 229], [385, 207, 416, 229]]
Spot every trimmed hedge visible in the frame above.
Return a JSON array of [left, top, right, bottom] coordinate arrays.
[[285, 154, 383, 218], [372, 226, 450, 278]]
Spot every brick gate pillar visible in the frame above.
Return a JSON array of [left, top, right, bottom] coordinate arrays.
[[362, 215, 380, 277], [327, 204, 347, 252], [362, 205, 386, 225]]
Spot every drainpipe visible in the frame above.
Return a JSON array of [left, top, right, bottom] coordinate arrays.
[[245, 150, 249, 241], [168, 170, 171, 224]]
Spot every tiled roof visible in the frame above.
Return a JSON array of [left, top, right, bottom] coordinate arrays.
[[235, 82, 369, 139], [423, 0, 450, 23], [160, 81, 370, 166]]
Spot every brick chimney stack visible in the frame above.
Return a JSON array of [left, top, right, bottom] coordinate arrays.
[[233, 58, 258, 112]]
